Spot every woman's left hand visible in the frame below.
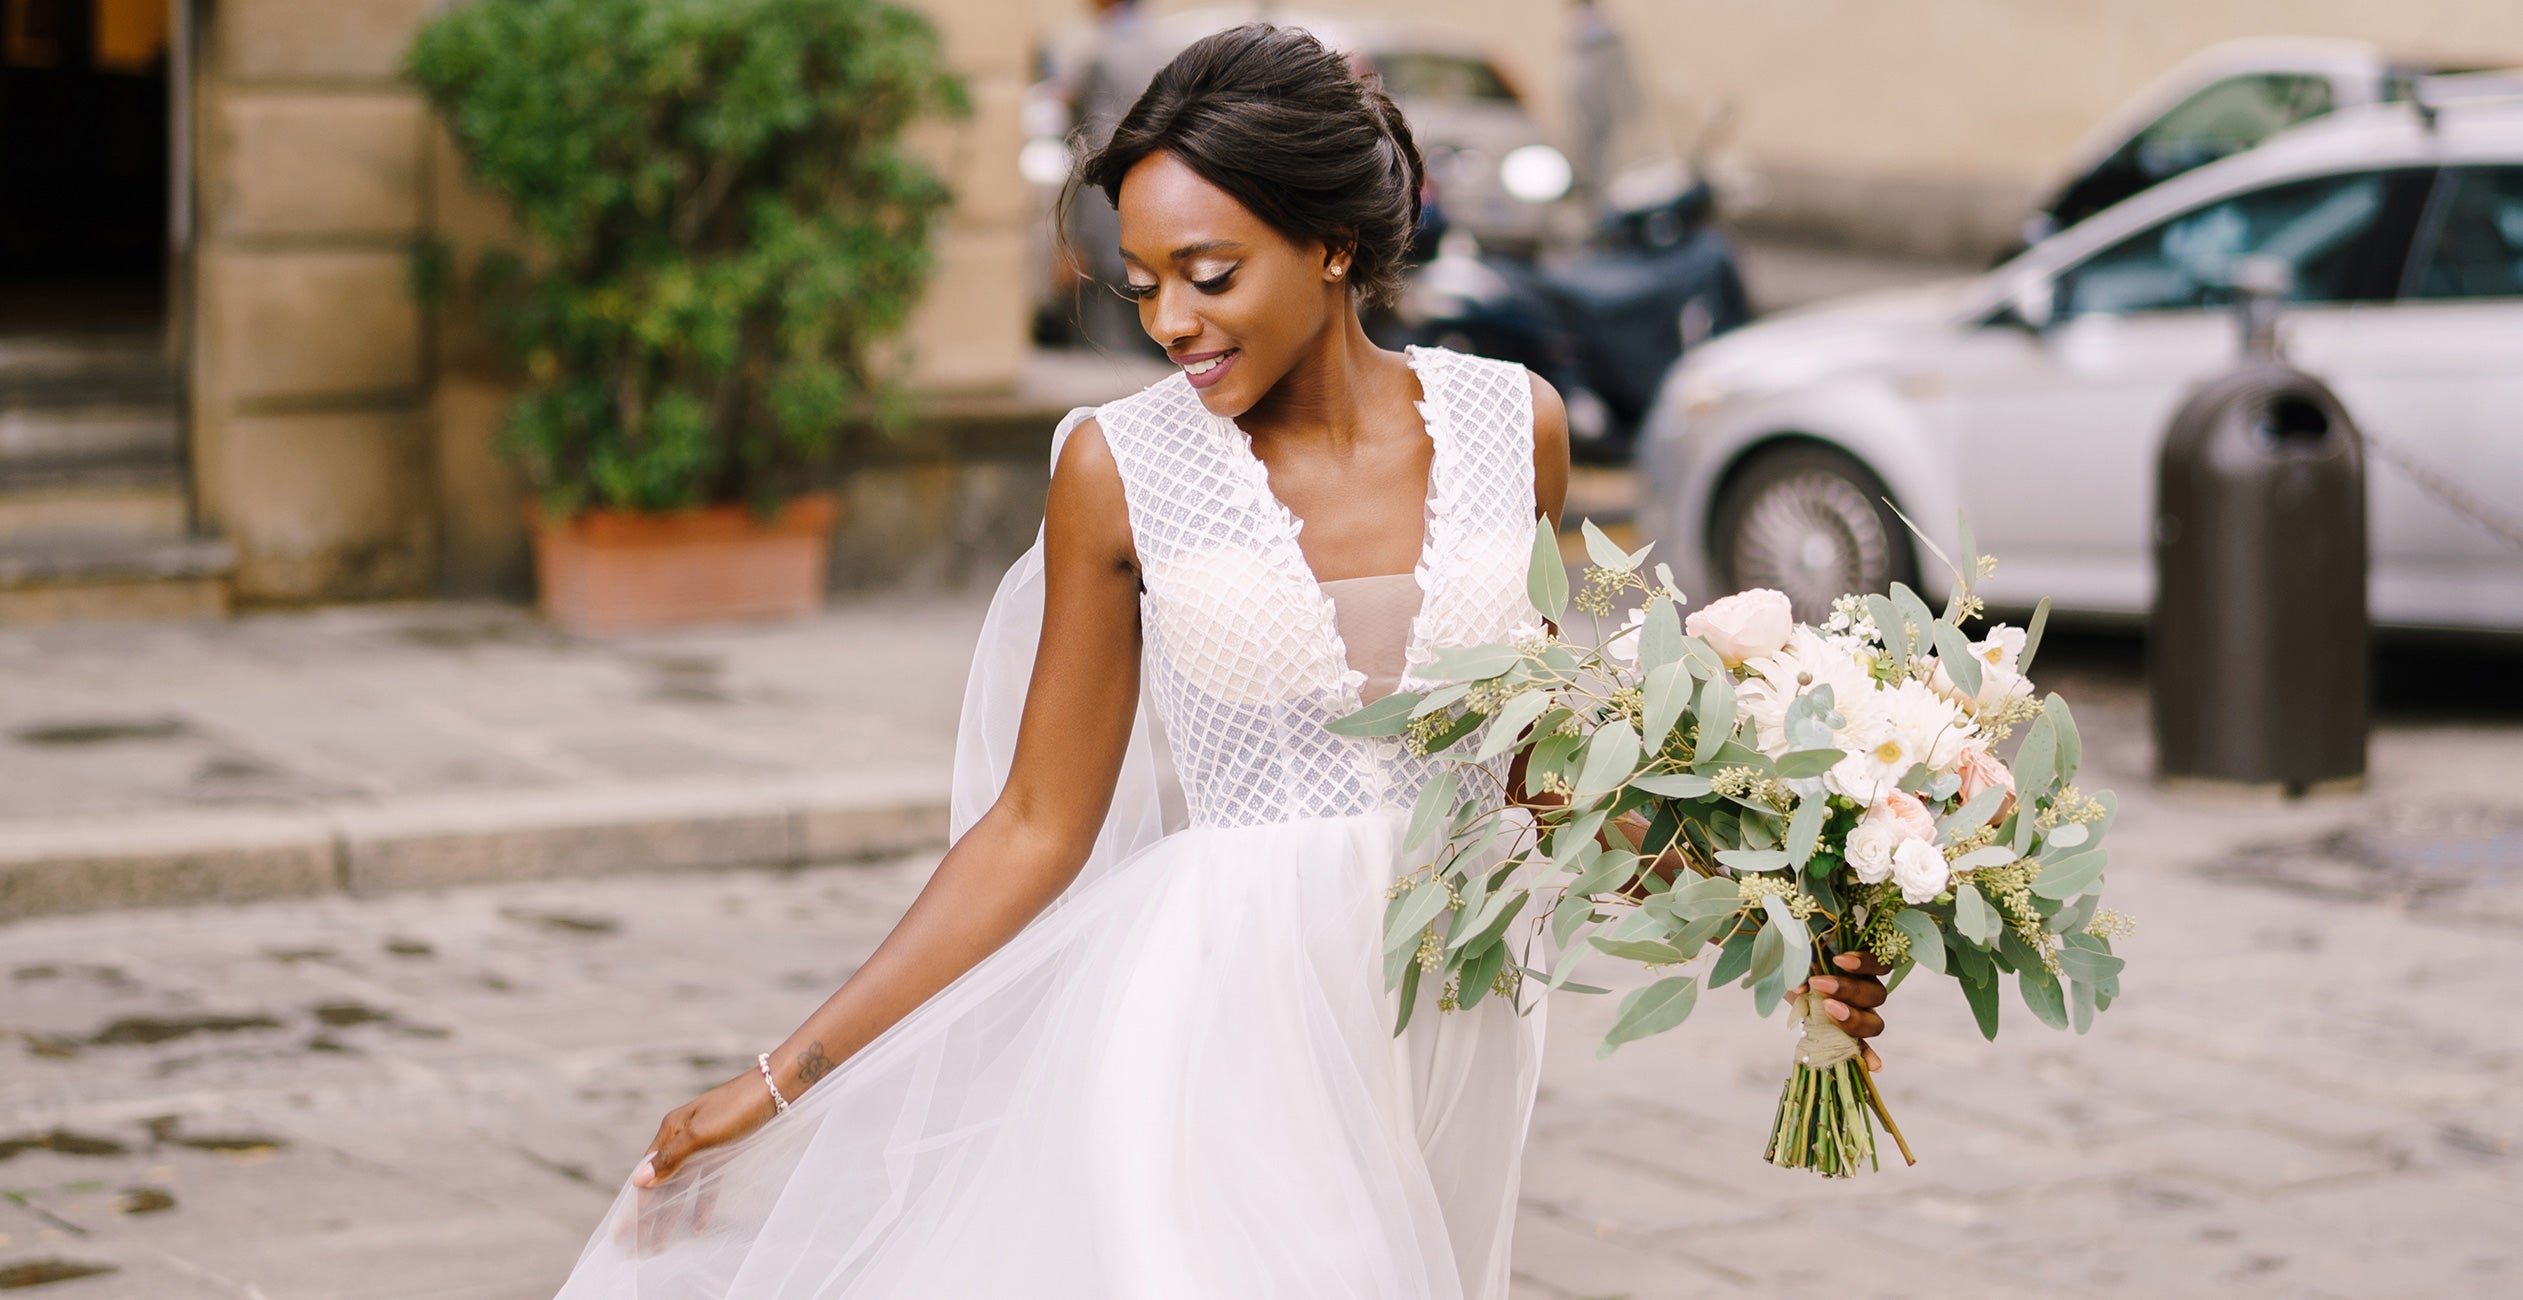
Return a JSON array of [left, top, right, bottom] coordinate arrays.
[[1790, 951, 1893, 1072]]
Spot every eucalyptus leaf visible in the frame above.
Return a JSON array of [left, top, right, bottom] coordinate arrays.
[[1887, 583, 1939, 656], [1641, 660, 1691, 750], [1773, 748, 1845, 780], [1745, 917, 1785, 986], [1419, 708, 1484, 755], [2030, 847, 2106, 901], [1640, 598, 1683, 672], [1954, 882, 1999, 947], [1527, 516, 1568, 622], [2046, 892, 2099, 935], [1574, 721, 1644, 798], [2070, 975, 2096, 1034], [1930, 620, 1983, 700], [1675, 634, 1726, 680], [2013, 714, 2059, 801], [1786, 796, 1827, 864], [2044, 821, 2089, 849], [1422, 643, 1523, 683], [1631, 771, 1715, 798], [1581, 518, 1635, 572], [1474, 691, 1551, 761], [1709, 927, 1757, 986], [1451, 891, 1531, 957], [2019, 597, 2052, 675], [1598, 975, 1700, 1055], [1410, 681, 1472, 718], [2017, 964, 2069, 1031], [1960, 967, 2001, 1040], [1666, 873, 1748, 920], [1865, 593, 1909, 665], [1457, 940, 1510, 1010], [1550, 887, 1594, 947], [1393, 955, 1422, 1034], [1753, 964, 1790, 1017], [1384, 880, 1449, 954], [1939, 785, 2009, 841], [1591, 936, 1696, 965], [1949, 844, 2019, 872], [1404, 769, 1459, 852], [1890, 907, 1945, 974], [1328, 690, 1425, 737], [2044, 694, 2083, 782], [2055, 943, 2126, 984], [1762, 894, 1812, 984], [1697, 673, 1738, 752], [1948, 933, 1993, 987], [1783, 685, 1842, 750], [1716, 848, 1794, 874]]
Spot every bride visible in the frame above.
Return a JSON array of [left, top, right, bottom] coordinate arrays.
[[553, 23, 1888, 1299]]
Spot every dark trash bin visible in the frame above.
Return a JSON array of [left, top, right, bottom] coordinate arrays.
[[2150, 266, 2367, 791]]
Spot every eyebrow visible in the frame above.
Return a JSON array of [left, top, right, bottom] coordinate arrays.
[[1120, 239, 1246, 266]]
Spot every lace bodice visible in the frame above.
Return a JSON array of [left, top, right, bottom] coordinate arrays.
[[1095, 345, 1542, 829]]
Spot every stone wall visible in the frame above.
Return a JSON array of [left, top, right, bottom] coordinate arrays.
[[190, 0, 1044, 603]]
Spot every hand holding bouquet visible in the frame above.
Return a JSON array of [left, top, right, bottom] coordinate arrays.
[[1333, 517, 2128, 1177]]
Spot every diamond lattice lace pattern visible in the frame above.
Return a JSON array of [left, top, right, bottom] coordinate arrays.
[[1095, 346, 1542, 829]]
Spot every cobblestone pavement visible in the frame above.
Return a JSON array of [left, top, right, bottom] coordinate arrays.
[[3, 636, 2520, 1299]]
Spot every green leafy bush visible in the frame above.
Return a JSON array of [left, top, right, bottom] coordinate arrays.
[[409, 0, 965, 516]]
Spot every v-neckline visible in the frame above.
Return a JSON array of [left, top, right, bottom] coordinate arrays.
[[1213, 344, 1445, 707]]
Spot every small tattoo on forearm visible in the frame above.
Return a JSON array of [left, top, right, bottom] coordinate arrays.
[[796, 1041, 835, 1086]]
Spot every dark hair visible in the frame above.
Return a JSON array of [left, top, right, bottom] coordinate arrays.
[[1068, 23, 1424, 307]]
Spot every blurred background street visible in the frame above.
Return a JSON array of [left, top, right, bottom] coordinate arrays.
[[6, 0, 2523, 1296]]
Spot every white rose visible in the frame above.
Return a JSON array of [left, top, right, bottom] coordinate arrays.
[[1685, 588, 1795, 667], [1890, 837, 1951, 904], [1845, 817, 1900, 885], [1844, 792, 1937, 886], [1603, 607, 1648, 664]]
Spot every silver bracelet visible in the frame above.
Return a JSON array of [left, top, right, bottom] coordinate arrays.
[[757, 1051, 791, 1114]]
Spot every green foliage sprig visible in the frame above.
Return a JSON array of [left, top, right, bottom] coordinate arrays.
[[409, 0, 966, 516]]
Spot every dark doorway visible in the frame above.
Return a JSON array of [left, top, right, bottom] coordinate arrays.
[[0, 0, 171, 331]]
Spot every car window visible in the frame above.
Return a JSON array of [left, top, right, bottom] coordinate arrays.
[[2132, 74, 2336, 180], [2405, 167, 2523, 299], [1371, 52, 1516, 104], [2061, 171, 2392, 316]]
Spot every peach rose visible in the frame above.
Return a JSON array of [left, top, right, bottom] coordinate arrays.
[[1955, 744, 2017, 824]]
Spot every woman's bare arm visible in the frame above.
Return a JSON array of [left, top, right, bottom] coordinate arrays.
[[635, 419, 1144, 1185]]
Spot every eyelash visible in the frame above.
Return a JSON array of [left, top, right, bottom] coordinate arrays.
[[1118, 271, 1234, 302]]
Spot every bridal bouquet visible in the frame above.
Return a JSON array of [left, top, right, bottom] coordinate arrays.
[[1332, 517, 2128, 1177]]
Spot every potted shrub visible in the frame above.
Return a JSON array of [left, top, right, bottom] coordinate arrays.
[[409, 0, 963, 632]]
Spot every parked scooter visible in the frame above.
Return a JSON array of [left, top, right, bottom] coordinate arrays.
[[1379, 158, 1751, 463]]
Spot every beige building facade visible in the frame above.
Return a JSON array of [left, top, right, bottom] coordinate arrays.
[[2, 1, 2518, 621]]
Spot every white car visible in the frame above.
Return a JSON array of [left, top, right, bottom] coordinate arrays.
[[1639, 94, 2523, 633], [2015, 37, 2510, 251]]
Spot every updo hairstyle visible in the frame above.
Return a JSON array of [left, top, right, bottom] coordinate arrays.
[[1070, 23, 1425, 308]]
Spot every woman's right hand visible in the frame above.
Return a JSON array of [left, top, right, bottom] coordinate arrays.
[[631, 1070, 778, 1189]]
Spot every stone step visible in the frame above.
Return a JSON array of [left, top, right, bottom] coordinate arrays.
[[0, 535, 233, 626], [0, 403, 182, 470], [0, 332, 178, 409], [0, 462, 191, 549]]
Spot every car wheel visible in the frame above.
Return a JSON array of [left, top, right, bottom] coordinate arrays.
[[1710, 444, 1917, 622]]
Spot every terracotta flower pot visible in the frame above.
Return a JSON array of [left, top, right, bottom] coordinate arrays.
[[527, 493, 841, 634]]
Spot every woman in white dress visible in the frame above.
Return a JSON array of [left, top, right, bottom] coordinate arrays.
[[553, 24, 1889, 1298]]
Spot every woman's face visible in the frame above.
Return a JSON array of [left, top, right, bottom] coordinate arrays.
[[1112, 151, 1348, 418]]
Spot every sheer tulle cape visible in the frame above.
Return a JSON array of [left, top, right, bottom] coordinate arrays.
[[549, 409, 1547, 1300]]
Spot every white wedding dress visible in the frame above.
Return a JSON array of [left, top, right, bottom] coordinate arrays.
[[551, 346, 1550, 1299]]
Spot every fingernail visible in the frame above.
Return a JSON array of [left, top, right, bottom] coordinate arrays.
[[1826, 1000, 1849, 1021], [632, 1155, 655, 1187], [1810, 977, 1835, 995], [1835, 953, 1860, 969]]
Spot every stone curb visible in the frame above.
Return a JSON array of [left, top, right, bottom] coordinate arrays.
[[0, 765, 953, 924]]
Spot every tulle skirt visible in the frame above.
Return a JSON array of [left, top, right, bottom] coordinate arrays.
[[551, 809, 1547, 1299]]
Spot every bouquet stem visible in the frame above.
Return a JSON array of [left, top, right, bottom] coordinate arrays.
[[1762, 988, 1917, 1176]]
